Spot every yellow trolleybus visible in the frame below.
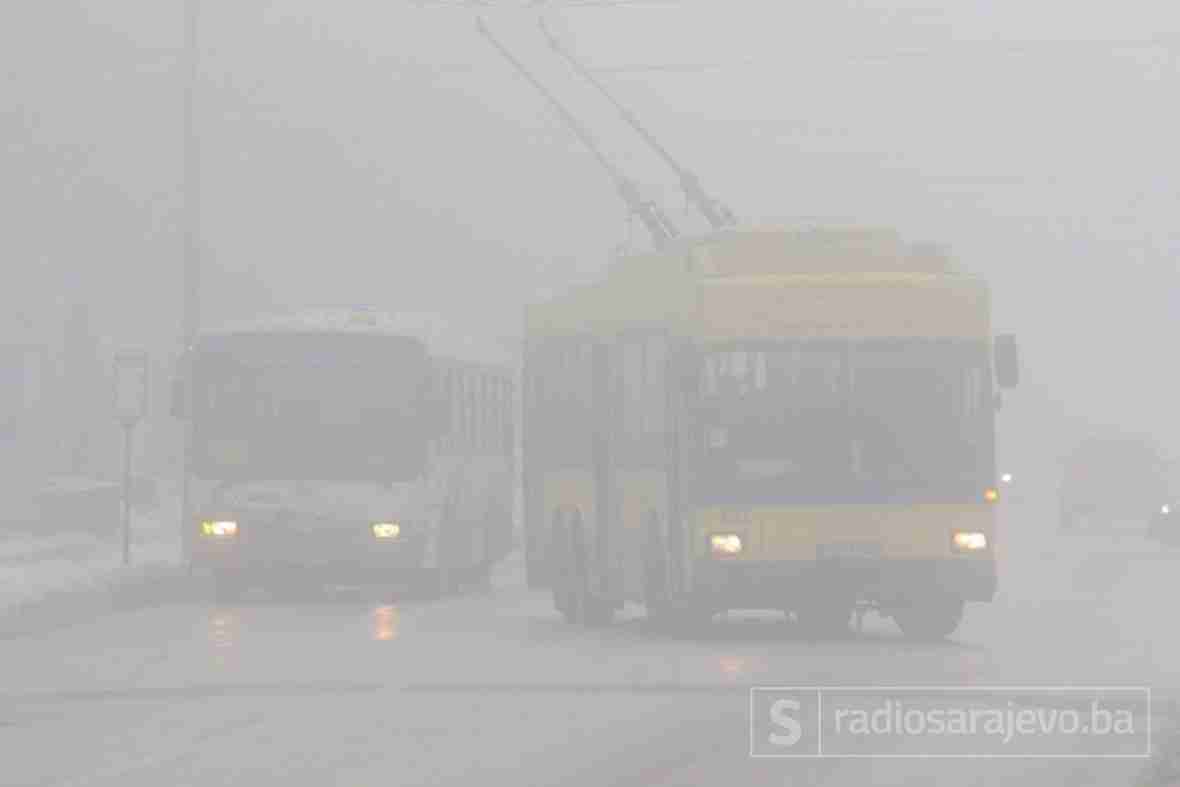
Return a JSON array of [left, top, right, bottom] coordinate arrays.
[[522, 228, 1019, 638]]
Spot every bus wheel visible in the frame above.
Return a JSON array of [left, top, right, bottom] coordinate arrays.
[[648, 604, 712, 634], [794, 600, 853, 639], [419, 567, 456, 601], [892, 597, 964, 641]]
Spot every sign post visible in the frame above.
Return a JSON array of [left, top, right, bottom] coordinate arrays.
[[114, 351, 149, 566]]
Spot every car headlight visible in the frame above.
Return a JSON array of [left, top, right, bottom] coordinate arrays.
[[200, 520, 238, 537], [372, 522, 401, 539], [709, 533, 743, 557], [951, 531, 988, 552], [1162, 504, 1172, 516]]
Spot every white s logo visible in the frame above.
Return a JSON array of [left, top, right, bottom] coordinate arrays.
[[769, 698, 803, 747]]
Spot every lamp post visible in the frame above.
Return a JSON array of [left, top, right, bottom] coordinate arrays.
[[114, 351, 149, 566], [180, 0, 201, 560]]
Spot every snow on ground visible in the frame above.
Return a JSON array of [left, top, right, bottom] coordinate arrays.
[[0, 494, 181, 617]]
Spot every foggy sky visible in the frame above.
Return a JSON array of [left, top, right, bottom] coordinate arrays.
[[4, 0, 1179, 474]]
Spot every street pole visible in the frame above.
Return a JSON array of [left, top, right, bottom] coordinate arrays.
[[121, 422, 133, 565], [113, 350, 148, 567], [183, 0, 200, 348], [180, 0, 201, 563]]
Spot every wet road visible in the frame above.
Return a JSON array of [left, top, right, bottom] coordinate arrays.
[[3, 507, 1178, 786]]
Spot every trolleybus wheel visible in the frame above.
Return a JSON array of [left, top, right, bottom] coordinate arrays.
[[794, 600, 853, 639], [892, 597, 964, 641], [419, 567, 456, 601]]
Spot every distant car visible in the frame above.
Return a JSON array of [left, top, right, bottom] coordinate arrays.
[[1058, 436, 1169, 531], [1148, 463, 1179, 544]]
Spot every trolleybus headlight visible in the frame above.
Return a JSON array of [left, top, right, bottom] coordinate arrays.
[[372, 522, 401, 540], [951, 531, 988, 552], [709, 533, 743, 557], [200, 520, 238, 538]]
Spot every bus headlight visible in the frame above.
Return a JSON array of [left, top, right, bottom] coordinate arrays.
[[372, 522, 401, 540], [951, 531, 988, 552], [200, 520, 238, 538], [709, 533, 743, 557]]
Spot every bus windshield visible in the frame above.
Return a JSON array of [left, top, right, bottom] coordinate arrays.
[[191, 333, 431, 482], [692, 339, 995, 504]]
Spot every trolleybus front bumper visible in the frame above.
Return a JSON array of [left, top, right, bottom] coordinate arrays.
[[693, 556, 996, 608]]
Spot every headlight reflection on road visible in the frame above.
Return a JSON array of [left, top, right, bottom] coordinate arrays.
[[372, 605, 399, 642], [209, 610, 240, 663], [717, 655, 748, 680]]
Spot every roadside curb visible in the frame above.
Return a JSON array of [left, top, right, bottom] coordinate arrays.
[[0, 559, 189, 640]]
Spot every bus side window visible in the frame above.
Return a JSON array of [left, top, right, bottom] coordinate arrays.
[[475, 373, 486, 452], [451, 369, 463, 451], [444, 368, 457, 450], [489, 376, 500, 454], [467, 371, 477, 450], [460, 369, 470, 450], [480, 373, 488, 451]]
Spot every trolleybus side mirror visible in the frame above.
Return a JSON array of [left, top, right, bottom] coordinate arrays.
[[995, 334, 1020, 389], [169, 378, 188, 419]]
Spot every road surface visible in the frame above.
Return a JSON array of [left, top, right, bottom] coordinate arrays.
[[2, 503, 1177, 786]]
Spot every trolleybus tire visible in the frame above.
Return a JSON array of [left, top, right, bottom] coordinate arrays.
[[418, 567, 457, 601], [793, 600, 853, 639], [892, 597, 964, 640], [647, 604, 712, 634], [792, 597, 859, 641]]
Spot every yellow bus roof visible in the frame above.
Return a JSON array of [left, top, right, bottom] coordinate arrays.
[[527, 228, 990, 341]]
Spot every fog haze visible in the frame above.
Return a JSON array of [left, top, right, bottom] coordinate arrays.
[[2, 4, 1179, 783]]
